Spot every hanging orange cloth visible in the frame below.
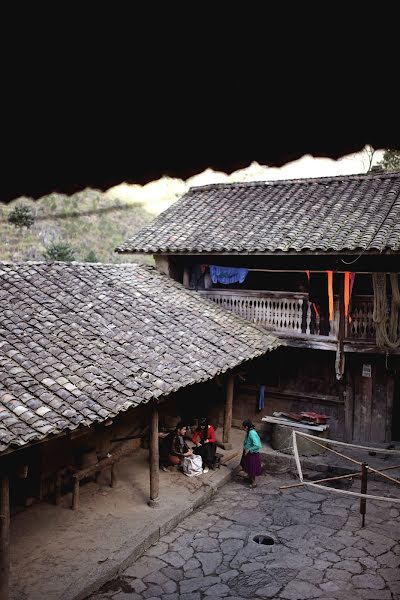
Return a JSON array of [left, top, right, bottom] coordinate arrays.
[[344, 272, 350, 319], [305, 270, 310, 281], [344, 272, 356, 323], [327, 271, 334, 322]]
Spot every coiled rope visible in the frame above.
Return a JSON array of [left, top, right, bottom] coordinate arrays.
[[373, 273, 400, 348]]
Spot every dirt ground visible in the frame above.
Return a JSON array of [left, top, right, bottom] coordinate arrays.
[[9, 430, 245, 600]]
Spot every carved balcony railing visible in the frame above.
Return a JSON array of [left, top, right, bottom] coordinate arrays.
[[197, 289, 376, 342], [345, 295, 375, 340]]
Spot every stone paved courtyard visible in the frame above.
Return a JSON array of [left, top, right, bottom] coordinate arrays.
[[89, 471, 400, 600]]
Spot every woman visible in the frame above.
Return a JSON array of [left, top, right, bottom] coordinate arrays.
[[192, 418, 217, 473], [160, 422, 193, 470], [241, 419, 262, 488]]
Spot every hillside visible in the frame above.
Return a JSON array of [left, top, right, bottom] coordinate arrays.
[[0, 190, 155, 264], [0, 151, 380, 265]]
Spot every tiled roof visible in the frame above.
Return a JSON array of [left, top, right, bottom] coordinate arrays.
[[0, 263, 280, 453], [116, 172, 400, 254]]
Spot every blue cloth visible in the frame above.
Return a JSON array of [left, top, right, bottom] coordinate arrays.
[[210, 265, 248, 285], [258, 385, 265, 411]]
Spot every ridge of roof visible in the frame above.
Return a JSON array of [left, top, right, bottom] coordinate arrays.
[[188, 170, 400, 193]]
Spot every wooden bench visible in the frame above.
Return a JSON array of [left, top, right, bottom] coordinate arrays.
[[55, 444, 134, 510]]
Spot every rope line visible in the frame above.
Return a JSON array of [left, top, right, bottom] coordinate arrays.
[[291, 431, 400, 505]]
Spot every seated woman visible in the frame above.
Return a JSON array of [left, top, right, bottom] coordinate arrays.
[[159, 422, 193, 471], [191, 418, 217, 473]]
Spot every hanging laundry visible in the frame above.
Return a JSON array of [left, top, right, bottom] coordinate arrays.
[[258, 385, 265, 412], [210, 265, 249, 285], [344, 272, 356, 319], [350, 272, 356, 296]]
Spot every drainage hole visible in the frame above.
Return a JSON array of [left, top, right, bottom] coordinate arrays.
[[253, 535, 275, 545]]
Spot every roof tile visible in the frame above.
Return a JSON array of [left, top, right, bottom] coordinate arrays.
[[0, 262, 280, 452], [117, 172, 400, 254]]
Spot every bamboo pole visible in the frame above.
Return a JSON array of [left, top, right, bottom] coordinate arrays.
[[360, 462, 368, 527], [280, 463, 400, 490], [280, 471, 359, 490]]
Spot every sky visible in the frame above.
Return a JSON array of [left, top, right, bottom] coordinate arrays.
[[106, 147, 385, 215]]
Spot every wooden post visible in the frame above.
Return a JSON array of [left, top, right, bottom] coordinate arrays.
[[72, 478, 80, 511], [149, 402, 160, 508], [55, 471, 62, 505], [223, 375, 234, 450], [0, 475, 10, 600], [335, 273, 345, 380], [183, 266, 190, 288], [110, 463, 115, 488]]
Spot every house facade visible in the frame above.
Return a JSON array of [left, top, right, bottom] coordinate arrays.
[[117, 170, 400, 445]]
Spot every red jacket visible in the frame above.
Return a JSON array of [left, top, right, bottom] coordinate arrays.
[[192, 424, 216, 445]]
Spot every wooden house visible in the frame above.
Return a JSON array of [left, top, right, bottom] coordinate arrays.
[[117, 170, 400, 446]]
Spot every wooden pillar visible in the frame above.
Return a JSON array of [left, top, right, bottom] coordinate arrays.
[[149, 403, 160, 508], [223, 375, 234, 450], [183, 266, 190, 288], [0, 475, 10, 600], [335, 273, 345, 380], [72, 478, 80, 511]]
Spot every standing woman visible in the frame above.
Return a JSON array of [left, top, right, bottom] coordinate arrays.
[[241, 419, 262, 488]]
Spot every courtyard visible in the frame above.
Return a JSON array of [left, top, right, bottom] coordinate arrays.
[[89, 469, 400, 600]]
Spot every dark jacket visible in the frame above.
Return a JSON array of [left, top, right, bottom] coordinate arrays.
[[160, 431, 189, 458]]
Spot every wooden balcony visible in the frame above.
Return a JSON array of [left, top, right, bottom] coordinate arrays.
[[197, 289, 383, 352]]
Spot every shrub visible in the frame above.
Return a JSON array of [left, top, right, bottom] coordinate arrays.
[[8, 206, 35, 229], [43, 242, 76, 262]]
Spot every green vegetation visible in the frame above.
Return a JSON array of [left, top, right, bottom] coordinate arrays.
[[378, 149, 400, 172], [7, 205, 35, 229], [0, 190, 155, 265], [43, 242, 76, 262]]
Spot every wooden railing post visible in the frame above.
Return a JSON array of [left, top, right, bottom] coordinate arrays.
[[149, 402, 160, 508], [223, 375, 234, 450], [0, 475, 10, 600]]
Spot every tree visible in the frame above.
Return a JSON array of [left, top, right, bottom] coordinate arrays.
[[7, 205, 35, 229], [43, 242, 76, 262], [378, 149, 400, 172], [360, 145, 376, 173]]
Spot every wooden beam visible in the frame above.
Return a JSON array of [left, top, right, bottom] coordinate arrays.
[[149, 403, 160, 508], [0, 475, 10, 600], [223, 375, 234, 450]]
